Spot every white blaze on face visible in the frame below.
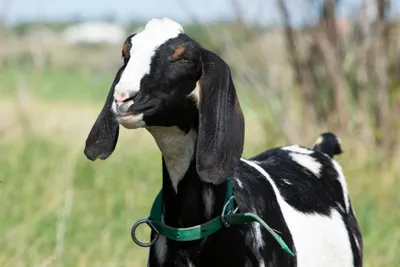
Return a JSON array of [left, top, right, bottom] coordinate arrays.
[[114, 18, 184, 97]]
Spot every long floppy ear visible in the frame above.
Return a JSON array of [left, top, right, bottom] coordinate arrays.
[[196, 49, 245, 184], [84, 68, 123, 161]]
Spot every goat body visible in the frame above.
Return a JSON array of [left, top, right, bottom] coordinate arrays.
[[146, 140, 362, 267], [84, 18, 363, 267]]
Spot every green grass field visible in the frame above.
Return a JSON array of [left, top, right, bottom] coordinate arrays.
[[0, 66, 399, 267]]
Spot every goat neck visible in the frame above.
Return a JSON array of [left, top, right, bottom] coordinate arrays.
[[148, 126, 229, 228]]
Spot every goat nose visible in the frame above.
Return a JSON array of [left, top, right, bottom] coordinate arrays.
[[114, 92, 128, 103], [114, 91, 137, 104]]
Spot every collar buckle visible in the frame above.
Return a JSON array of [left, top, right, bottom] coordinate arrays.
[[220, 195, 239, 228]]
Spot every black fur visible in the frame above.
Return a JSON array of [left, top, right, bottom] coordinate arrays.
[[150, 158, 297, 267], [84, 34, 137, 160], [251, 147, 347, 215], [83, 67, 122, 160], [195, 47, 245, 185], [84, 25, 362, 267], [312, 132, 343, 159]]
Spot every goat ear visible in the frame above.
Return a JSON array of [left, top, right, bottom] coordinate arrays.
[[196, 50, 245, 184], [84, 68, 122, 161]]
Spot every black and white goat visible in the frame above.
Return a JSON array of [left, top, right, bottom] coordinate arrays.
[[84, 18, 362, 267]]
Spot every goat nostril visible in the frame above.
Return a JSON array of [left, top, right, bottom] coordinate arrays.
[[114, 91, 138, 104], [114, 92, 128, 103], [114, 93, 124, 103]]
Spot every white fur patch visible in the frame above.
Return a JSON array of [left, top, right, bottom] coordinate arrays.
[[331, 160, 350, 212], [283, 179, 292, 185], [236, 179, 244, 188], [117, 113, 146, 129], [154, 235, 167, 266], [188, 82, 200, 107], [254, 223, 264, 250], [240, 158, 354, 267], [202, 187, 215, 219], [289, 153, 322, 178], [187, 259, 195, 267], [148, 127, 196, 193], [115, 18, 183, 97], [281, 145, 313, 155], [243, 222, 265, 266], [111, 100, 117, 113], [354, 233, 360, 251], [313, 136, 323, 146]]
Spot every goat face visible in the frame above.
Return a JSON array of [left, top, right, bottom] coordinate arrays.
[[84, 18, 245, 184], [113, 18, 200, 130]]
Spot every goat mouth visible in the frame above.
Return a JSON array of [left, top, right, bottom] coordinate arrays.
[[116, 111, 147, 129], [116, 103, 155, 123], [119, 113, 134, 120], [128, 103, 155, 114]]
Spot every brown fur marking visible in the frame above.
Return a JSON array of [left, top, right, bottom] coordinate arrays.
[[172, 46, 185, 60], [122, 42, 129, 58]]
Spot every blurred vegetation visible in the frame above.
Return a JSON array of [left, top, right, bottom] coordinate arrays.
[[0, 0, 399, 266]]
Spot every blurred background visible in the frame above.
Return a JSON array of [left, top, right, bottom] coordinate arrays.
[[0, 0, 399, 266]]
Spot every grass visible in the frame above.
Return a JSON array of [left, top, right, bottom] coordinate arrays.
[[0, 66, 399, 267], [0, 64, 116, 102], [0, 133, 160, 267]]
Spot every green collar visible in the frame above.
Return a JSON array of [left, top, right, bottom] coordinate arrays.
[[131, 178, 295, 256]]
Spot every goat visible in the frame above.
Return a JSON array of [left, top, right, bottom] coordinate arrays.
[[312, 132, 343, 159], [83, 18, 363, 267]]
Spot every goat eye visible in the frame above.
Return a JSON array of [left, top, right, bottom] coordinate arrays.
[[181, 58, 195, 64], [168, 55, 194, 64]]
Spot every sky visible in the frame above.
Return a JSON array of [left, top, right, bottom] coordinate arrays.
[[1, 0, 400, 26]]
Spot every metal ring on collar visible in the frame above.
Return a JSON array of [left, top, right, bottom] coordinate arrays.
[[131, 218, 160, 247]]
